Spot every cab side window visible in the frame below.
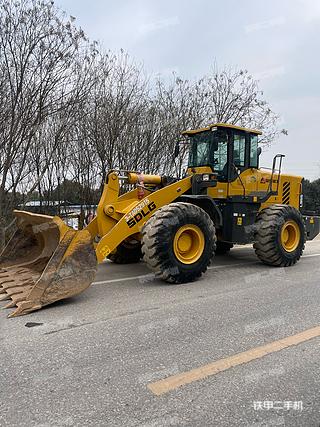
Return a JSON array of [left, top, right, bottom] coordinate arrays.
[[250, 135, 259, 168], [233, 133, 245, 167]]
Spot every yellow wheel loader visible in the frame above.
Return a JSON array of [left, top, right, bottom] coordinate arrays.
[[1, 123, 319, 317]]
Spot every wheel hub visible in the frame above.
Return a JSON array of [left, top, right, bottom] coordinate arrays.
[[281, 220, 300, 252], [173, 224, 205, 264]]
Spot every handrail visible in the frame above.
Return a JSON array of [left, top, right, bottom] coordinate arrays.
[[258, 154, 285, 203], [268, 154, 285, 195]]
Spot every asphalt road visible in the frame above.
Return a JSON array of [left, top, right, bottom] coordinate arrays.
[[1, 238, 320, 427]]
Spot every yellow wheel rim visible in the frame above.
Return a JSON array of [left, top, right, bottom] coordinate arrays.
[[281, 220, 300, 252], [173, 224, 205, 264]]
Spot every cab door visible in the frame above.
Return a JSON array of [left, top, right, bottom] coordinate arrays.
[[228, 131, 258, 196]]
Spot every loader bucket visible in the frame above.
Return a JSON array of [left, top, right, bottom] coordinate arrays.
[[0, 210, 97, 317]]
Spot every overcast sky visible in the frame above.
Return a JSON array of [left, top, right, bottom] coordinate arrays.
[[56, 0, 320, 180]]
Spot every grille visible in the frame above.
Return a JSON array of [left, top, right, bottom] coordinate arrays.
[[282, 181, 290, 204]]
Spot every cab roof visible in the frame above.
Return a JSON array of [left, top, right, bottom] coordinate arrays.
[[181, 123, 262, 136]]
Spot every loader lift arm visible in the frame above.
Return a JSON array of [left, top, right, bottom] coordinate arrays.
[[90, 171, 194, 262]]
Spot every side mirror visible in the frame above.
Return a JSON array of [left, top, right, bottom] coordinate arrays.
[[174, 142, 180, 158], [257, 147, 262, 157]]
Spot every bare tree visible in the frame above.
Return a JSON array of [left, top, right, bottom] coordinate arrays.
[[0, 0, 95, 217], [198, 67, 284, 143], [0, 0, 285, 244]]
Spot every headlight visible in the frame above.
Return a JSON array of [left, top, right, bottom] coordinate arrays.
[[202, 174, 210, 181]]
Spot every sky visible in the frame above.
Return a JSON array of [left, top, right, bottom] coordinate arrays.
[[56, 0, 320, 180]]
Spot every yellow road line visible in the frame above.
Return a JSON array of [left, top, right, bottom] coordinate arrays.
[[148, 325, 320, 396]]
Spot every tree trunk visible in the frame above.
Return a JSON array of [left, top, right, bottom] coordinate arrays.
[[0, 216, 7, 252]]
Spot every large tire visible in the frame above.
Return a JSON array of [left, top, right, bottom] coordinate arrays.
[[107, 240, 142, 264], [215, 241, 233, 255], [254, 204, 305, 267], [142, 202, 216, 283]]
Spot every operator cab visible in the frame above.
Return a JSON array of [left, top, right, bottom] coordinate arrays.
[[183, 123, 262, 182]]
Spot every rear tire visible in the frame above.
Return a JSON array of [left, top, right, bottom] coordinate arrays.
[[254, 204, 305, 266], [142, 202, 216, 283], [107, 240, 142, 264], [215, 241, 233, 255]]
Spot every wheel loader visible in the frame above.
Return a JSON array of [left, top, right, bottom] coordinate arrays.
[[1, 123, 319, 317]]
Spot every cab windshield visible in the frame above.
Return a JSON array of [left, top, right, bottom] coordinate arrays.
[[188, 130, 228, 176]]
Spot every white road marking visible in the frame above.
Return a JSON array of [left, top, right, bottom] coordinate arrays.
[[208, 261, 257, 270], [92, 261, 257, 285], [92, 254, 320, 286], [303, 253, 320, 258], [92, 274, 153, 286]]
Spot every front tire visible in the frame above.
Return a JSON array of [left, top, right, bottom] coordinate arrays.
[[142, 202, 216, 283], [254, 204, 305, 267]]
